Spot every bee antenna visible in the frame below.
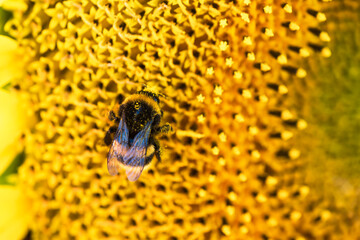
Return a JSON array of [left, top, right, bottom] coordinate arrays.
[[141, 84, 148, 90], [158, 93, 168, 99]]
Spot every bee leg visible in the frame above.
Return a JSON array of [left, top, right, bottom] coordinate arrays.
[[153, 138, 162, 162], [116, 94, 125, 104], [152, 114, 161, 128], [108, 111, 119, 121], [154, 123, 173, 134], [117, 104, 125, 120], [104, 126, 117, 146]]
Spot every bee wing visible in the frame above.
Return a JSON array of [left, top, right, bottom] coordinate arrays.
[[123, 119, 153, 181], [107, 113, 129, 176]]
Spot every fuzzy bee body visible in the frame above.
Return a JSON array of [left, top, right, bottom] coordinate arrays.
[[105, 90, 172, 181]]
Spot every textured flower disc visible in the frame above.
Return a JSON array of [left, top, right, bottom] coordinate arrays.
[[6, 0, 352, 239]]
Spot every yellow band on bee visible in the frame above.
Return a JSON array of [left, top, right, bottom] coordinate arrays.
[[122, 94, 161, 115]]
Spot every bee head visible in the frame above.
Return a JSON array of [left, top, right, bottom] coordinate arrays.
[[137, 90, 161, 104]]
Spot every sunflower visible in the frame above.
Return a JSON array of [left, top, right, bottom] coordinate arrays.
[[1, 0, 359, 239]]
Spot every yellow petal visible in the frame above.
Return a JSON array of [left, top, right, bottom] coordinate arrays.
[[0, 185, 30, 240], [0, 0, 27, 11], [0, 90, 26, 173], [0, 36, 21, 87]]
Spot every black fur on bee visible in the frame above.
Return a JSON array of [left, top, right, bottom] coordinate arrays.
[[104, 90, 172, 181]]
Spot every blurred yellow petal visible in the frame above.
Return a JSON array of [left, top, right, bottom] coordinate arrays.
[[0, 0, 27, 11], [0, 36, 21, 87], [0, 185, 30, 240], [0, 90, 26, 173]]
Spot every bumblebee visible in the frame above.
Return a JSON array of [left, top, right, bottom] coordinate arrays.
[[104, 90, 172, 181]]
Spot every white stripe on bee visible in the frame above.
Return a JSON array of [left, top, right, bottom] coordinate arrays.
[[117, 161, 144, 181], [113, 157, 155, 180]]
